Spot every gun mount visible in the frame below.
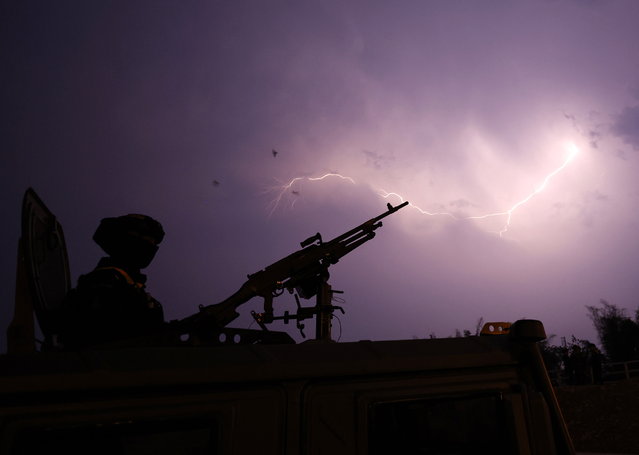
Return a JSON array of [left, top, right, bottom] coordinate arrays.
[[176, 201, 409, 343]]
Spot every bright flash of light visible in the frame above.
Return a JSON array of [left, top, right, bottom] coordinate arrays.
[[465, 142, 580, 235], [268, 173, 356, 215], [271, 143, 580, 237]]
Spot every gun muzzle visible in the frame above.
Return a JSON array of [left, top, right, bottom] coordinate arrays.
[[387, 201, 409, 212]]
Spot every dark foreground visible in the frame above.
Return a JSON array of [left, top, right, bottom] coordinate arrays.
[[556, 379, 639, 453]]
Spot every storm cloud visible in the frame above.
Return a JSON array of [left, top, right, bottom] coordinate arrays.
[[613, 105, 639, 150]]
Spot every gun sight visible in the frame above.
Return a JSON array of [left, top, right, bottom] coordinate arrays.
[[300, 232, 322, 248]]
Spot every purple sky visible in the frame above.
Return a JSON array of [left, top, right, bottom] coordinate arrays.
[[3, 1, 639, 351]]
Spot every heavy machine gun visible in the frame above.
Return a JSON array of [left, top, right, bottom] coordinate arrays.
[[177, 201, 409, 342]]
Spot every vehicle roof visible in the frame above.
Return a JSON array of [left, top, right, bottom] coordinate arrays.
[[0, 335, 521, 395]]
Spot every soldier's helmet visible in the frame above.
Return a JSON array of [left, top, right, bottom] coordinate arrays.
[[93, 214, 165, 269]]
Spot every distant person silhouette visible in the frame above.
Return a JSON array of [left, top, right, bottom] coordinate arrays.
[[61, 214, 167, 349], [588, 343, 603, 384]]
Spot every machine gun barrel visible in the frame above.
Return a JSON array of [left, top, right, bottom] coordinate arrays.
[[177, 201, 409, 336], [326, 201, 408, 256], [327, 201, 408, 247]]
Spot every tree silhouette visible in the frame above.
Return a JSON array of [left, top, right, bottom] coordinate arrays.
[[586, 300, 639, 362], [539, 335, 603, 385]]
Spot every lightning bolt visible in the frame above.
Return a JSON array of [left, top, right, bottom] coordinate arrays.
[[270, 143, 580, 237], [376, 190, 457, 219], [268, 173, 356, 216], [466, 142, 580, 236]]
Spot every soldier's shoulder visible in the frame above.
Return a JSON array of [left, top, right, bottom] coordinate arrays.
[[78, 266, 136, 288]]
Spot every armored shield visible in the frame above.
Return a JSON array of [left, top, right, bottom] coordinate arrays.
[[21, 188, 71, 340]]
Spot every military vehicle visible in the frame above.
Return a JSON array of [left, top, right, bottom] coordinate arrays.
[[0, 188, 575, 454]]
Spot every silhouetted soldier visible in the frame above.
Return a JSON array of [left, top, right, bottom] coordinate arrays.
[[568, 345, 589, 385], [61, 214, 167, 349], [588, 343, 604, 384]]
